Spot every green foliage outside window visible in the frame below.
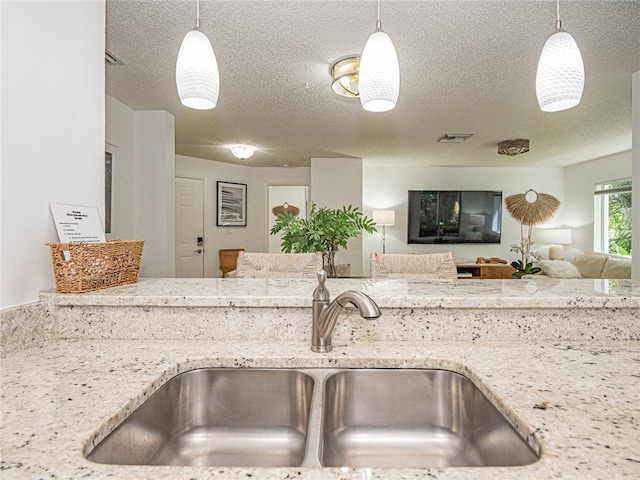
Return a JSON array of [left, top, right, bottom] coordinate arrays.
[[607, 183, 632, 255]]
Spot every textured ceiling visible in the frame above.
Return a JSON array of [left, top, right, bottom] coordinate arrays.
[[106, 0, 640, 168]]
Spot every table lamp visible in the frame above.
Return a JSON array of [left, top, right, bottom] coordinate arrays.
[[540, 228, 572, 260], [372, 210, 395, 254]]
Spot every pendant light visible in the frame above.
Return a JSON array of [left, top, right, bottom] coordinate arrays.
[[358, 0, 399, 112], [175, 0, 220, 110], [535, 0, 584, 112]]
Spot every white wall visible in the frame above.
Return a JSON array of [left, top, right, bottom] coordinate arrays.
[[1, 1, 105, 308], [564, 151, 632, 254], [362, 166, 566, 275], [106, 97, 178, 277], [311, 158, 364, 275], [176, 155, 310, 277], [134, 111, 176, 277], [105, 96, 135, 240]]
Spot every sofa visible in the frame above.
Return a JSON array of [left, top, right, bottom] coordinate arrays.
[[536, 252, 632, 279]]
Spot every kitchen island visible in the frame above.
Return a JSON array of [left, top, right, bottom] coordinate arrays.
[[2, 277, 639, 479]]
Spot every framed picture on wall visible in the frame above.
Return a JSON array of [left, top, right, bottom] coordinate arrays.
[[217, 181, 247, 227]]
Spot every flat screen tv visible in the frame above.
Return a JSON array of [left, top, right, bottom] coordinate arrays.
[[407, 190, 502, 244]]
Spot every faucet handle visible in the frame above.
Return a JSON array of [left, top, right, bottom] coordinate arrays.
[[313, 269, 330, 301]]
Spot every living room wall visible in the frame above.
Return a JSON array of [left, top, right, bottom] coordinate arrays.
[[177, 157, 604, 277], [176, 155, 310, 277], [361, 165, 566, 274], [563, 150, 632, 254]]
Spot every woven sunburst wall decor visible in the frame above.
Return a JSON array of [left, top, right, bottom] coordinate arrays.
[[505, 189, 560, 226], [271, 202, 300, 217]]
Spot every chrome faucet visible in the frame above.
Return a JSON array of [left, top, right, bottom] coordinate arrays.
[[311, 270, 381, 353]]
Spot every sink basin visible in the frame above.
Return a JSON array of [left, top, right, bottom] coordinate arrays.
[[87, 368, 314, 467], [87, 367, 539, 469], [320, 369, 539, 468]]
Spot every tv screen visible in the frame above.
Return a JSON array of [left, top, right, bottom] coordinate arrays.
[[407, 190, 502, 244]]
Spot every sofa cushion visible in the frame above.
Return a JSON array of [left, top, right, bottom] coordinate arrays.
[[601, 257, 632, 279], [539, 260, 583, 279], [573, 253, 608, 278]]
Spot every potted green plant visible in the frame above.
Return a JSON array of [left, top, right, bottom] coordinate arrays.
[[510, 260, 542, 279], [270, 203, 376, 277]]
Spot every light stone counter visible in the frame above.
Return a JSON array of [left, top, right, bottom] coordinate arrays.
[[1, 339, 639, 479], [2, 277, 640, 479], [41, 277, 640, 309], [37, 278, 640, 344]]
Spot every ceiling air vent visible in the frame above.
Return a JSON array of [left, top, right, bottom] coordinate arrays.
[[105, 50, 125, 65], [437, 133, 473, 144]]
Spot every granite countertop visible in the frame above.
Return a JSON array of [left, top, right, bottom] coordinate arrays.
[[2, 339, 640, 479], [3, 277, 640, 479], [41, 277, 640, 309]]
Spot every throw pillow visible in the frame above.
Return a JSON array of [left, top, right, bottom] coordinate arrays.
[[539, 260, 583, 279], [601, 257, 632, 279], [572, 253, 608, 278]]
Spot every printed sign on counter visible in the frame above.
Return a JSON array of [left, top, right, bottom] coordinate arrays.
[[50, 203, 106, 243]]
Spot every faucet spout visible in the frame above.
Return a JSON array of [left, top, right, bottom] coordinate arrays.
[[334, 290, 382, 319], [311, 272, 381, 353]]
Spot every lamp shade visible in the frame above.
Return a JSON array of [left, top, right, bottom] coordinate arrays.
[[539, 228, 572, 244], [176, 29, 220, 110], [536, 31, 584, 112], [359, 31, 399, 112], [373, 209, 395, 226], [469, 214, 486, 226]]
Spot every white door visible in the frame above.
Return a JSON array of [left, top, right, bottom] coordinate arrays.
[[175, 177, 204, 277]]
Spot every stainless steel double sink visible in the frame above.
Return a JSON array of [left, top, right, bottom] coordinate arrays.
[[87, 368, 540, 468]]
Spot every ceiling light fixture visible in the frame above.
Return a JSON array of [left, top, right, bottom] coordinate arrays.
[[331, 56, 360, 97], [358, 0, 399, 112], [229, 145, 255, 160], [497, 138, 530, 156], [175, 0, 220, 110], [535, 0, 584, 112]]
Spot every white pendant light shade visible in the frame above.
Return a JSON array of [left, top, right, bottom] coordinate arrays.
[[536, 31, 584, 112], [359, 30, 399, 112], [176, 29, 220, 110]]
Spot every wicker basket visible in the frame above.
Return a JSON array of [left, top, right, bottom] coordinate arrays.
[[47, 240, 144, 293]]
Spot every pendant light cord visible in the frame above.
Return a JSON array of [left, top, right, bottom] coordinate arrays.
[[555, 0, 563, 32], [375, 0, 383, 31], [195, 0, 201, 30]]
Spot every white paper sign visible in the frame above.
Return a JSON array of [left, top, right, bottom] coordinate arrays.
[[50, 203, 106, 243]]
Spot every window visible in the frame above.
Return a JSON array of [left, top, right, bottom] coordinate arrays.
[[594, 179, 632, 256]]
